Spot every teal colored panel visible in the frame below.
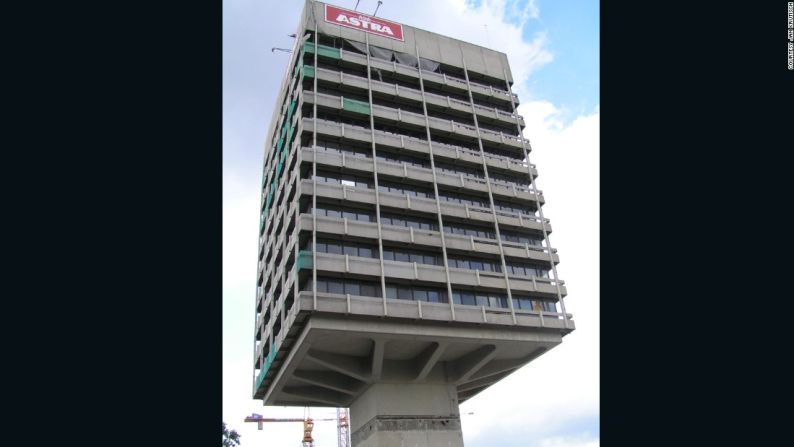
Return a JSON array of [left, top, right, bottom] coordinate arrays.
[[343, 98, 371, 115], [255, 349, 277, 390], [303, 65, 315, 78], [277, 136, 285, 152], [286, 125, 295, 144], [280, 147, 287, 162], [275, 161, 283, 179], [288, 100, 296, 120], [303, 42, 340, 59], [296, 250, 313, 272]]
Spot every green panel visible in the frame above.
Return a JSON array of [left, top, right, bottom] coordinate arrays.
[[303, 42, 340, 59], [288, 100, 296, 120], [286, 125, 295, 145], [343, 98, 371, 115], [255, 349, 278, 391], [277, 136, 285, 152], [302, 65, 315, 78], [275, 161, 283, 179], [280, 147, 287, 162], [265, 190, 273, 209], [296, 250, 313, 272]]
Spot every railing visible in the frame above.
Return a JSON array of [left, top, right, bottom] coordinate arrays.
[[309, 117, 536, 171], [331, 46, 519, 102], [306, 151, 541, 202], [309, 90, 528, 148]]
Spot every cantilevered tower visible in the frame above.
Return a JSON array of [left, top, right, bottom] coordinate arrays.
[[254, 2, 574, 445]]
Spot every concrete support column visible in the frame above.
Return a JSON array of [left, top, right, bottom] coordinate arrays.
[[350, 383, 464, 447]]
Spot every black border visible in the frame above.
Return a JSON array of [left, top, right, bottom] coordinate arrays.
[[5, 0, 791, 445]]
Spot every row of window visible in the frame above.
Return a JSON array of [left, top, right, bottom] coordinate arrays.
[[309, 277, 382, 297], [310, 108, 523, 163], [452, 290, 507, 308], [308, 205, 543, 246], [313, 34, 514, 100], [309, 205, 375, 222], [378, 181, 434, 199], [380, 213, 437, 231], [386, 284, 447, 303], [506, 263, 549, 278], [493, 200, 537, 216], [382, 247, 442, 266], [309, 238, 549, 277], [314, 240, 377, 259], [443, 223, 495, 239], [313, 172, 371, 189], [447, 257, 502, 273], [303, 277, 557, 312], [512, 295, 557, 312], [312, 143, 531, 189]]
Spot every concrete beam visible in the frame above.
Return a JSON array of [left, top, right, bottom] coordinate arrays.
[[306, 349, 371, 382], [292, 369, 365, 396], [412, 342, 447, 382], [447, 345, 498, 384], [282, 385, 348, 406], [370, 338, 385, 381], [457, 369, 513, 393], [468, 348, 546, 381]]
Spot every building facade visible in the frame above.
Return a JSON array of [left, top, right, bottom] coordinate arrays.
[[254, 2, 574, 445]]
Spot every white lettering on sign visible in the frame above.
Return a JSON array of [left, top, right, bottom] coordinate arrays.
[[325, 4, 404, 41]]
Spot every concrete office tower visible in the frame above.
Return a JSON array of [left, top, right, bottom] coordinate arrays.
[[254, 2, 574, 446]]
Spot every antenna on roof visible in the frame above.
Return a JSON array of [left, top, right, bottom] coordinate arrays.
[[373, 1, 383, 16], [354, 0, 360, 11]]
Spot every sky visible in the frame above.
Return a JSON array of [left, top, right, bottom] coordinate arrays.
[[223, 1, 599, 446]]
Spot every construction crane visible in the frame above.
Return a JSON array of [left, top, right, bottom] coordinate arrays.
[[244, 411, 350, 447]]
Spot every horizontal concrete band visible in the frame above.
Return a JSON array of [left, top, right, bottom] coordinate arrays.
[[351, 416, 463, 445]]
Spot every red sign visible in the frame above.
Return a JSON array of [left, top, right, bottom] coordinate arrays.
[[324, 4, 404, 41]]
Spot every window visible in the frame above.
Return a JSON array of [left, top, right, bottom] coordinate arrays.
[[326, 242, 342, 255], [427, 290, 441, 303], [384, 283, 448, 303], [312, 276, 381, 298], [344, 282, 360, 296], [461, 291, 476, 306], [360, 283, 378, 298], [327, 280, 343, 294]]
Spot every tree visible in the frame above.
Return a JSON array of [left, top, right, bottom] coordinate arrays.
[[223, 422, 241, 447]]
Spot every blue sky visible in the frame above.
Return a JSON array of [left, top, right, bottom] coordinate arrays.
[[466, 0, 599, 119], [224, 1, 599, 446]]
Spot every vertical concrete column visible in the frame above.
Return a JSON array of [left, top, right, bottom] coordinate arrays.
[[350, 383, 464, 447]]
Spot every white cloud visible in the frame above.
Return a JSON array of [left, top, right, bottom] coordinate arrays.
[[378, 0, 553, 94]]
